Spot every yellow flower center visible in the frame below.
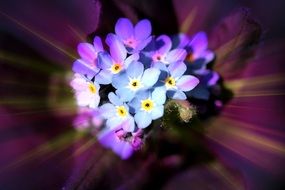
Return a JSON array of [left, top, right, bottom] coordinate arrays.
[[141, 99, 154, 112], [165, 76, 176, 89], [88, 83, 97, 94], [111, 63, 122, 74], [128, 79, 142, 91], [116, 106, 128, 118]]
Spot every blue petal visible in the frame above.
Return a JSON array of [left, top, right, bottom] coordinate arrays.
[[152, 87, 166, 105], [115, 18, 134, 40], [112, 71, 128, 89], [107, 34, 127, 63], [141, 68, 160, 87], [167, 90, 187, 100], [168, 61, 187, 79], [126, 61, 144, 78], [151, 61, 168, 72], [116, 87, 135, 102], [151, 105, 164, 120], [97, 52, 113, 69], [128, 97, 140, 113], [122, 116, 135, 132], [72, 59, 99, 77], [135, 111, 152, 129], [124, 53, 139, 68], [95, 69, 112, 85], [134, 19, 151, 40], [108, 92, 123, 106], [106, 117, 124, 130], [100, 103, 116, 119]]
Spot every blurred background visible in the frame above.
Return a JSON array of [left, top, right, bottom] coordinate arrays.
[[0, 0, 285, 189]]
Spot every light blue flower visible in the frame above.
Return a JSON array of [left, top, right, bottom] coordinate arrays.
[[154, 61, 200, 100], [112, 61, 161, 102], [96, 34, 139, 84], [100, 92, 135, 132], [129, 88, 166, 129]]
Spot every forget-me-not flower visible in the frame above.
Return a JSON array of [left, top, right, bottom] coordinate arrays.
[[112, 61, 160, 102], [100, 92, 135, 132], [129, 88, 166, 129]]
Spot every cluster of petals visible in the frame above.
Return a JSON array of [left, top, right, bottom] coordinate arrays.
[[70, 17, 217, 159]]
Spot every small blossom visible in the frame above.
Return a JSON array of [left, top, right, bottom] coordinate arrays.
[[144, 35, 187, 66], [115, 18, 152, 53], [100, 92, 135, 132], [155, 61, 200, 100], [97, 127, 134, 160], [129, 88, 166, 129], [179, 32, 214, 74], [70, 74, 100, 108], [72, 36, 104, 78], [96, 34, 139, 84], [112, 61, 160, 101]]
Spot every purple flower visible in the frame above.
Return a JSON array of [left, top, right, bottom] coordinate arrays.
[[114, 18, 152, 53], [179, 32, 214, 74], [70, 74, 100, 108], [97, 127, 134, 160], [112, 61, 161, 102], [129, 88, 166, 129], [100, 92, 135, 132], [155, 61, 200, 100], [144, 35, 187, 66], [96, 34, 139, 84], [72, 36, 104, 78]]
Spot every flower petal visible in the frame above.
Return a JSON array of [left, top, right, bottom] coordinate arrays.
[[190, 32, 208, 56], [126, 61, 144, 78], [115, 18, 134, 40], [112, 72, 129, 89], [95, 69, 112, 85], [141, 68, 160, 87], [151, 105, 164, 120], [77, 43, 96, 63], [116, 87, 135, 102], [90, 94, 100, 108], [106, 117, 124, 130], [93, 36, 104, 52], [167, 90, 187, 100], [124, 53, 139, 68], [156, 35, 172, 55], [107, 34, 127, 63], [72, 59, 99, 77], [122, 116, 135, 132], [166, 49, 187, 63], [108, 92, 123, 106], [168, 61, 187, 79], [100, 103, 116, 118], [176, 75, 200, 91], [135, 111, 152, 129], [134, 19, 152, 40], [97, 52, 113, 69], [152, 87, 166, 105], [76, 91, 92, 107]]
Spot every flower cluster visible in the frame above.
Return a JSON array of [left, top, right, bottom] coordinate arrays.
[[70, 18, 217, 159]]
